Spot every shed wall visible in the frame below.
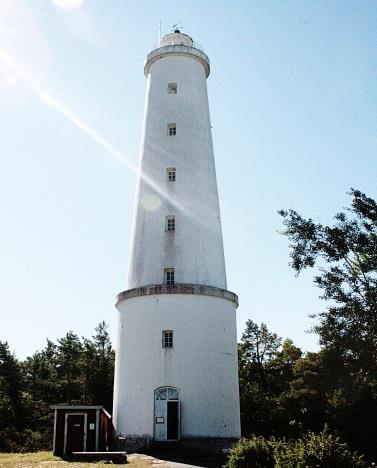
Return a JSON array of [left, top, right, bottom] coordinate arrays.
[[53, 408, 111, 456]]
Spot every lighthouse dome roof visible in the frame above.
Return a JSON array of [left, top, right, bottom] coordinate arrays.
[[159, 32, 193, 47]]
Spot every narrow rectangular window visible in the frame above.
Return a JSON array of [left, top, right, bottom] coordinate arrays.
[[168, 83, 177, 94], [166, 167, 176, 182], [165, 215, 175, 232], [164, 268, 175, 285], [162, 330, 173, 348], [168, 124, 176, 136]]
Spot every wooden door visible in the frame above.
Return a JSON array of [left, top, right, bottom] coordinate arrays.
[[66, 414, 85, 454]]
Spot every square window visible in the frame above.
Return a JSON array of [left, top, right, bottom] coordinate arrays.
[[168, 124, 176, 136], [165, 215, 175, 232], [168, 83, 177, 94], [164, 268, 175, 285], [166, 167, 176, 182], [162, 330, 173, 348]]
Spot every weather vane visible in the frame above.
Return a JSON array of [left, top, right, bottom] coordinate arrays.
[[171, 22, 183, 33]]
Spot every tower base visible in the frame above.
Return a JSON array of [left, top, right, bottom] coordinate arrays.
[[114, 435, 239, 454], [113, 289, 241, 445]]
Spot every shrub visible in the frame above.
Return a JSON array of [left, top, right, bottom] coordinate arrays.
[[0, 429, 19, 452], [225, 436, 275, 468], [20, 429, 49, 453], [274, 428, 367, 468], [225, 428, 367, 468]]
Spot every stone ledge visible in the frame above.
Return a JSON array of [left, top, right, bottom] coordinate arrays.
[[144, 45, 210, 77], [116, 284, 238, 308]]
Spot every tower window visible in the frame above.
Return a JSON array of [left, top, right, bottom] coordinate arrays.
[[165, 215, 175, 232], [168, 83, 177, 94], [168, 124, 176, 136], [162, 330, 173, 348], [164, 268, 175, 285], [166, 167, 176, 182]]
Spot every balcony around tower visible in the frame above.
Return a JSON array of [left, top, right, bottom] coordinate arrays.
[[144, 31, 210, 78]]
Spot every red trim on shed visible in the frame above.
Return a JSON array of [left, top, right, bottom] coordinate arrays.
[[50, 405, 112, 456]]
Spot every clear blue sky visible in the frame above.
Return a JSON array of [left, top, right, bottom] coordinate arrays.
[[1, 0, 376, 359]]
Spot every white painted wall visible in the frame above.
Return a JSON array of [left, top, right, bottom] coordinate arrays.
[[113, 34, 241, 442], [127, 43, 227, 290], [112, 294, 241, 438]]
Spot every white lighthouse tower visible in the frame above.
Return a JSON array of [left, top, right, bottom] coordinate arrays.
[[113, 30, 240, 450]]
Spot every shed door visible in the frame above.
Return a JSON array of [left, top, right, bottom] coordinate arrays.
[[66, 414, 85, 454]]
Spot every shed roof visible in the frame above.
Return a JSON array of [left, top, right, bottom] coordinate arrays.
[[50, 405, 111, 419]]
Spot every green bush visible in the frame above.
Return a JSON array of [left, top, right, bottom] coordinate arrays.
[[225, 428, 367, 468], [274, 428, 367, 468], [20, 429, 50, 453], [0, 429, 19, 452], [225, 436, 275, 468]]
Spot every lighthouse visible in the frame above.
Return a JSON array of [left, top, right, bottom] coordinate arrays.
[[112, 31, 241, 450]]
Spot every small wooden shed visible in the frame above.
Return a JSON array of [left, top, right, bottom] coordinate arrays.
[[51, 405, 112, 456]]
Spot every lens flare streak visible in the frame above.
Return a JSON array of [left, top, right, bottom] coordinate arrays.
[[0, 46, 194, 217]]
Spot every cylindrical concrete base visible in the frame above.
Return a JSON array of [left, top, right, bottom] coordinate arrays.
[[112, 289, 241, 441]]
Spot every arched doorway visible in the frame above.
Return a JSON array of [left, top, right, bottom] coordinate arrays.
[[154, 387, 180, 441]]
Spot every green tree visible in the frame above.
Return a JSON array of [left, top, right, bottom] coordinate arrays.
[[1, 323, 115, 452], [22, 340, 60, 449], [239, 321, 303, 438], [278, 351, 327, 437], [279, 189, 377, 460], [239, 321, 280, 436], [83, 321, 114, 410], [0, 341, 26, 450], [279, 189, 377, 367], [55, 331, 83, 404], [23, 340, 60, 404], [268, 339, 302, 395]]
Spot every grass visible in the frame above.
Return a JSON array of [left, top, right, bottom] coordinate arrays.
[[0, 452, 153, 467]]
